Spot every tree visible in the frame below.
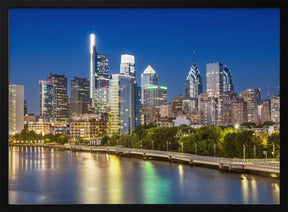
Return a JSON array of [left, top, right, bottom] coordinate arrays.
[[240, 122, 256, 128], [267, 132, 280, 158]]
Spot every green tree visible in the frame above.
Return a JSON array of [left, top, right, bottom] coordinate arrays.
[[266, 132, 280, 158]]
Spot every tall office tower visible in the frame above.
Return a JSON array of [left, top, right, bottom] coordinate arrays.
[[120, 54, 136, 78], [89, 33, 109, 108], [39, 80, 56, 120], [47, 73, 69, 121], [185, 52, 203, 99], [271, 95, 280, 126], [239, 88, 261, 123], [143, 85, 167, 107], [9, 82, 24, 135], [197, 93, 219, 126], [69, 76, 91, 117], [222, 65, 234, 94], [172, 95, 185, 117], [141, 65, 158, 102], [109, 74, 136, 134], [206, 62, 224, 98], [260, 99, 271, 124], [231, 98, 248, 125]]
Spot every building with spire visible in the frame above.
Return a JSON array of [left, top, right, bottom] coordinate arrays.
[[185, 51, 203, 100], [89, 33, 109, 111]]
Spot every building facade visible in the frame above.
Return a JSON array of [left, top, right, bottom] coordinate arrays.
[[239, 88, 261, 124], [222, 65, 234, 94], [172, 95, 185, 117], [231, 98, 248, 125], [69, 76, 91, 117], [9, 83, 24, 135], [39, 80, 56, 120], [47, 73, 69, 121], [261, 99, 271, 124], [141, 65, 158, 103], [271, 95, 280, 127]]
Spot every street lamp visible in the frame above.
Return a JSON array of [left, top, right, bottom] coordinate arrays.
[[195, 143, 197, 155], [166, 141, 169, 151], [182, 141, 184, 153], [243, 144, 246, 160], [214, 143, 216, 157], [152, 140, 154, 150], [254, 145, 256, 158], [273, 144, 275, 158]]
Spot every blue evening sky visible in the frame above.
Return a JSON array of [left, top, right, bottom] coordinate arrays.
[[9, 9, 280, 116]]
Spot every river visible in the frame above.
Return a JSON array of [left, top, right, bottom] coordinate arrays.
[[8, 146, 280, 204]]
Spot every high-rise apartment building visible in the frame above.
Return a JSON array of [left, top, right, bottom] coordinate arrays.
[[197, 93, 219, 126], [172, 95, 185, 117], [69, 76, 91, 117], [239, 88, 261, 124], [89, 33, 109, 109], [109, 54, 141, 134], [9, 82, 24, 134], [271, 95, 280, 126], [47, 73, 69, 121], [39, 80, 56, 120], [109, 74, 136, 134], [231, 98, 248, 125], [260, 99, 271, 124], [185, 52, 203, 99]]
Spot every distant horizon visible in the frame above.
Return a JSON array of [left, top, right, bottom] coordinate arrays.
[[9, 8, 280, 116]]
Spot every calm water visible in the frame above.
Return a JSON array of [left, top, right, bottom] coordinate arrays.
[[9, 146, 280, 204]]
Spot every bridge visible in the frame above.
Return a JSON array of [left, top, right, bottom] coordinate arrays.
[[64, 144, 280, 175]]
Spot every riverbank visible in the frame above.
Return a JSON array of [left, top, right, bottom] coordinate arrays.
[[9, 143, 280, 178]]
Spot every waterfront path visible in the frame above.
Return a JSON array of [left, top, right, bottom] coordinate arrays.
[[65, 144, 280, 174]]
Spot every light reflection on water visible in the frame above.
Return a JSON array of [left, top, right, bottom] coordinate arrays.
[[9, 146, 280, 204]]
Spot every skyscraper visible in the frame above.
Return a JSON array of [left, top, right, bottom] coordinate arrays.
[[120, 54, 136, 78], [185, 52, 203, 99], [109, 74, 136, 134], [109, 54, 141, 135], [141, 65, 158, 102], [172, 95, 185, 117], [39, 80, 56, 120], [197, 93, 219, 126], [89, 33, 109, 109], [239, 88, 261, 124], [69, 76, 91, 117], [271, 95, 280, 127], [206, 62, 224, 98], [222, 65, 234, 94], [260, 99, 271, 124], [9, 82, 24, 134], [47, 73, 69, 121]]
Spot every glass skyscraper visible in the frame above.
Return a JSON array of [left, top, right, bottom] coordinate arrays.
[[185, 53, 203, 99], [223, 65, 234, 94], [240, 88, 261, 123], [141, 65, 158, 103], [39, 80, 56, 120], [89, 33, 109, 109], [47, 73, 69, 121], [69, 76, 91, 117]]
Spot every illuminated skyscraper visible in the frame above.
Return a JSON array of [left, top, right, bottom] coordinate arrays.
[[240, 88, 261, 123], [9, 82, 24, 134], [39, 80, 56, 120], [206, 62, 224, 98], [271, 95, 280, 127], [89, 33, 109, 109], [47, 73, 69, 121], [223, 65, 234, 94], [120, 54, 136, 77], [141, 65, 158, 102], [69, 76, 91, 117], [185, 52, 203, 99]]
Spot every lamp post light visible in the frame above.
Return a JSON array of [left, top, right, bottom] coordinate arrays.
[[166, 141, 169, 151], [182, 141, 184, 153], [254, 145, 256, 158], [214, 143, 216, 157], [152, 140, 154, 150], [243, 144, 246, 160], [195, 143, 197, 155], [273, 144, 275, 158]]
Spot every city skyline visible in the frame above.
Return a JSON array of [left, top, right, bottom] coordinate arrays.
[[9, 8, 280, 115]]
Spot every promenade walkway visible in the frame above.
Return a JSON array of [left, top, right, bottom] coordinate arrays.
[[65, 144, 280, 174]]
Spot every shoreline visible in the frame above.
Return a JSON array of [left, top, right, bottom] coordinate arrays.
[[9, 143, 280, 178]]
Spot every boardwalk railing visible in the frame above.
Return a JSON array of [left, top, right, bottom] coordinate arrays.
[[65, 144, 280, 172]]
